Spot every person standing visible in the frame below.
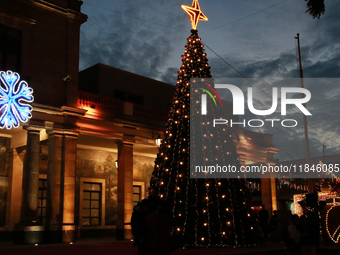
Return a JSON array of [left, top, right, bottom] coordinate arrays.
[[287, 214, 301, 255], [131, 199, 150, 255], [144, 202, 173, 255], [278, 201, 291, 242], [258, 204, 269, 240]]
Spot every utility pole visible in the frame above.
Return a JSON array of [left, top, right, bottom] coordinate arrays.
[[295, 33, 314, 193], [323, 145, 326, 164]]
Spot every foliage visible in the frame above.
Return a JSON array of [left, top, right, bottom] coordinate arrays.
[[305, 0, 325, 19]]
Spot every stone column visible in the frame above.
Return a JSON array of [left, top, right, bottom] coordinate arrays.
[[46, 130, 78, 243], [62, 133, 78, 242], [261, 178, 277, 218], [46, 131, 63, 242], [116, 140, 134, 240], [14, 126, 44, 244], [6, 148, 24, 231]]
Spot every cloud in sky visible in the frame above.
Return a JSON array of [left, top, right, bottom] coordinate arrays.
[[80, 0, 186, 79], [79, 0, 340, 161]]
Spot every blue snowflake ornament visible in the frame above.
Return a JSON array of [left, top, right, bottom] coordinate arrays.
[[0, 70, 34, 129]]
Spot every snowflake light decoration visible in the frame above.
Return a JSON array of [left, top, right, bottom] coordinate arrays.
[[0, 70, 34, 129]]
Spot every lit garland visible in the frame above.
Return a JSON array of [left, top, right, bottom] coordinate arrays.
[[325, 200, 340, 243], [293, 193, 307, 217], [293, 192, 338, 217], [149, 2, 259, 248], [276, 178, 308, 192]]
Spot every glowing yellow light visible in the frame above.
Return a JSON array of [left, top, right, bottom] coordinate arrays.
[[218, 182, 221, 185], [181, 0, 208, 30], [222, 232, 226, 235], [226, 208, 229, 211], [201, 237, 205, 241], [177, 228, 181, 231], [227, 221, 231, 225], [293, 193, 307, 217], [203, 223, 207, 226]]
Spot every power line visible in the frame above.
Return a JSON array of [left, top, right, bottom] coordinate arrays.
[[200, 0, 290, 34], [82, 1, 177, 30]]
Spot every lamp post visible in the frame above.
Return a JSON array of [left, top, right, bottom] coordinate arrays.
[[155, 134, 162, 148]]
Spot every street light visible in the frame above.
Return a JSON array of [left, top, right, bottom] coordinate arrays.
[[155, 134, 162, 148]]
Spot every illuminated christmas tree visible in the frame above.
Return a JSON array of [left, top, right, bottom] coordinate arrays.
[[149, 0, 259, 247]]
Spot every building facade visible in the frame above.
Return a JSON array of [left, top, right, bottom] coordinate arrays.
[[0, 0, 278, 244]]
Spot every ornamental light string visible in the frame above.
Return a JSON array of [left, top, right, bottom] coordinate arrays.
[[149, 1, 259, 248]]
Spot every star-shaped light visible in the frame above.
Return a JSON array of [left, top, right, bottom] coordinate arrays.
[[181, 0, 208, 30]]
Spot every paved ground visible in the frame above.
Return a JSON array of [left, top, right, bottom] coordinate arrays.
[[0, 238, 339, 255]]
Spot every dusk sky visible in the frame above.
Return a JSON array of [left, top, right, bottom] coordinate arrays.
[[79, 0, 340, 162]]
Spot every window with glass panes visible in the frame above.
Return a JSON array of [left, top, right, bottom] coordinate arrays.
[[133, 185, 141, 207], [0, 24, 22, 72], [38, 179, 47, 224], [82, 182, 101, 226]]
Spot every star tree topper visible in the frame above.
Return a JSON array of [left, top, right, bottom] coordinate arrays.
[[181, 0, 208, 30]]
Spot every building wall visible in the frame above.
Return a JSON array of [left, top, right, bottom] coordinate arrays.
[[79, 64, 175, 111], [74, 147, 155, 232], [0, 135, 11, 227], [0, 0, 87, 108]]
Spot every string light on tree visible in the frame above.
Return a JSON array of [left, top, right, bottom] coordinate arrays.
[[149, 0, 259, 248]]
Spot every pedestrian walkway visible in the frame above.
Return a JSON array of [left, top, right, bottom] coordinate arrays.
[[0, 237, 339, 255]]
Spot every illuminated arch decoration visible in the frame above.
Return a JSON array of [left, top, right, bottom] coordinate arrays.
[[325, 203, 340, 243], [0, 70, 34, 129]]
